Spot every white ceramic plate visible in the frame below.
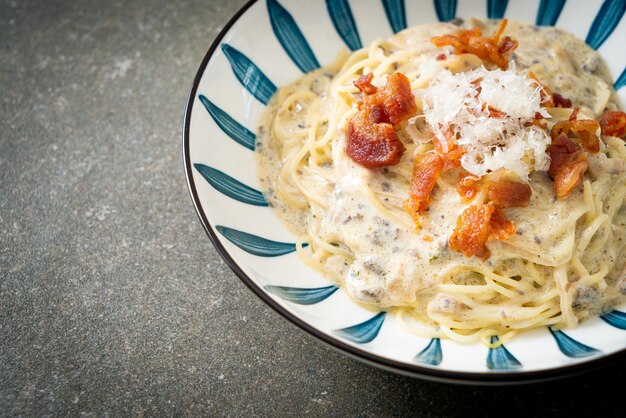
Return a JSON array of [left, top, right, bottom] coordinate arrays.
[[184, 0, 626, 383]]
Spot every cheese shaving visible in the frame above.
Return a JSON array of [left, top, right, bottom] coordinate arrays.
[[417, 61, 551, 180]]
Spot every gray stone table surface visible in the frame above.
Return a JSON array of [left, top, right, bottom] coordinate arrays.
[[1, 0, 624, 415]]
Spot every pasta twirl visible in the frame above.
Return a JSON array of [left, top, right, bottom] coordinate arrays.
[[256, 19, 626, 346]]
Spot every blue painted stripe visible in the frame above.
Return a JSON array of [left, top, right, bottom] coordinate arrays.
[[486, 336, 522, 370], [549, 328, 600, 358], [615, 68, 626, 90], [267, 0, 320, 73], [487, 0, 508, 19], [216, 226, 305, 257], [198, 95, 256, 151], [326, 0, 362, 51], [433, 0, 457, 22], [601, 310, 626, 329], [334, 312, 386, 343], [585, 0, 626, 50], [221, 44, 277, 105], [266, 285, 339, 305], [382, 0, 407, 33], [414, 338, 442, 366], [536, 0, 566, 26], [194, 164, 268, 207]]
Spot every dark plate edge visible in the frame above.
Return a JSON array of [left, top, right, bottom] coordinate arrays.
[[182, 0, 625, 385]]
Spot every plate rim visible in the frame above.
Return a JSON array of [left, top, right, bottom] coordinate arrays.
[[182, 0, 626, 384]]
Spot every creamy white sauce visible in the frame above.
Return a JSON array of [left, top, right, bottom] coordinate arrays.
[[256, 19, 625, 317]]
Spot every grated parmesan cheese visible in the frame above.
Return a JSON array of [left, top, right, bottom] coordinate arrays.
[[416, 61, 551, 180]]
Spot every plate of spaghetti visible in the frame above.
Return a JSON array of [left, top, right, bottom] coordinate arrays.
[[184, 0, 626, 383]]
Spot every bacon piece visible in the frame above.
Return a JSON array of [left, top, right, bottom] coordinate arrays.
[[449, 204, 516, 259], [554, 155, 588, 198], [599, 111, 626, 138], [490, 207, 516, 240], [487, 180, 531, 208], [525, 111, 547, 129], [498, 36, 517, 55], [441, 145, 465, 171], [354, 73, 377, 95], [478, 101, 507, 118], [452, 177, 527, 258], [347, 113, 405, 168], [487, 105, 506, 118], [432, 128, 456, 154], [552, 92, 572, 108], [572, 119, 600, 153], [457, 175, 480, 202], [547, 134, 588, 198], [377, 73, 418, 125], [548, 134, 582, 176], [449, 204, 495, 260], [404, 153, 443, 225], [347, 73, 417, 168], [436, 53, 447, 61], [549, 113, 600, 153], [432, 128, 464, 169], [405, 145, 465, 228], [550, 120, 572, 140], [431, 19, 518, 70]]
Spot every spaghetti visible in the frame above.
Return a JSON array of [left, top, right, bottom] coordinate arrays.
[[256, 19, 626, 346]]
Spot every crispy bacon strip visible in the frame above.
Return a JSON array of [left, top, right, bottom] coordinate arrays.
[[404, 153, 443, 226], [347, 120, 405, 168], [441, 145, 465, 171], [354, 73, 378, 95], [378, 73, 418, 125], [449, 204, 516, 260], [487, 180, 531, 208], [573, 120, 601, 153], [489, 207, 516, 240], [599, 111, 626, 138], [457, 175, 480, 202], [487, 105, 506, 118], [525, 111, 548, 129], [547, 134, 588, 198], [550, 111, 600, 154], [432, 128, 456, 154], [449, 204, 494, 260], [552, 92, 572, 108], [546, 108, 598, 197], [347, 73, 417, 168], [431, 19, 518, 70], [404, 143, 466, 224], [450, 174, 529, 259]]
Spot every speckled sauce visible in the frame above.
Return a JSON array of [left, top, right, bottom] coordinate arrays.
[[256, 19, 625, 323]]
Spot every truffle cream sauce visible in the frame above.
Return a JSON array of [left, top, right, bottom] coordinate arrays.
[[256, 19, 624, 314]]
